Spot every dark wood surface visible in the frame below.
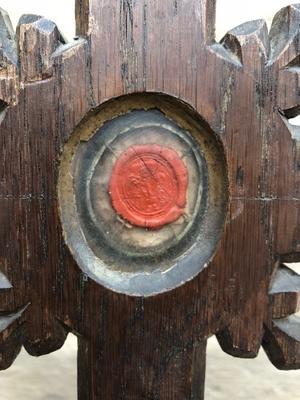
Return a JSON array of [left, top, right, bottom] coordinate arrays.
[[0, 1, 300, 399]]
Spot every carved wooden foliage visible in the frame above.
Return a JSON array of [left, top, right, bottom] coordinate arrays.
[[0, 1, 299, 399]]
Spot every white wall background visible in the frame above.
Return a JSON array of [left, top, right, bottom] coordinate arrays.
[[0, 0, 297, 40], [216, 0, 296, 39], [0, 0, 75, 39]]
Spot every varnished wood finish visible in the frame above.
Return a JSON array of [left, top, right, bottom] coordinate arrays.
[[0, 1, 300, 398]]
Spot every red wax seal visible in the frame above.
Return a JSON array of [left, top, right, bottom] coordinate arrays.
[[108, 144, 188, 229]]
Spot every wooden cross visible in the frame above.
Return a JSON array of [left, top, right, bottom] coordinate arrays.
[[0, 1, 300, 398]]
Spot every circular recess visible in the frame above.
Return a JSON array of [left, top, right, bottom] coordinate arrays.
[[58, 94, 228, 296]]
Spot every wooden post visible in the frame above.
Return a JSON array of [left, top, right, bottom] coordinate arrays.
[[78, 330, 207, 399], [0, 1, 300, 399]]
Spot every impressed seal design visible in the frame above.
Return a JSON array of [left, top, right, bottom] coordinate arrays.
[[109, 145, 188, 229]]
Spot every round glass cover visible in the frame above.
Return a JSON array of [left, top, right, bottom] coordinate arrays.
[[58, 96, 228, 296]]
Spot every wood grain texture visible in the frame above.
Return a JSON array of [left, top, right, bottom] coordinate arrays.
[[0, 1, 299, 399]]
